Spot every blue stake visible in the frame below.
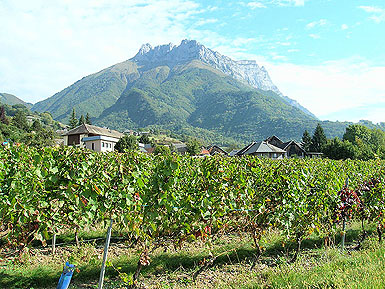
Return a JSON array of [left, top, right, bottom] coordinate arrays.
[[56, 262, 75, 289]]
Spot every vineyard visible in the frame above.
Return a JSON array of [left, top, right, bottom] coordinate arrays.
[[1, 144, 385, 287]]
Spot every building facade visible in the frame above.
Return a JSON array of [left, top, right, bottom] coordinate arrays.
[[63, 124, 123, 152], [236, 141, 286, 158]]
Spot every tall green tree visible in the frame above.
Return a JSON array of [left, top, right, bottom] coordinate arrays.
[[370, 129, 385, 156], [310, 123, 327, 152], [85, 113, 92, 125], [301, 130, 312, 152], [12, 110, 29, 131], [343, 124, 371, 145], [114, 135, 138, 153], [0, 106, 9, 125], [69, 108, 78, 129], [78, 115, 86, 126]]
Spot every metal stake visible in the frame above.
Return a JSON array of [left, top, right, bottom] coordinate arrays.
[[341, 177, 349, 250], [341, 217, 346, 250], [52, 233, 57, 255], [98, 218, 113, 289]]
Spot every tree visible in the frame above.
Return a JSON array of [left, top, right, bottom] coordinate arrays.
[[301, 130, 312, 152], [343, 124, 371, 145], [78, 115, 86, 126], [370, 129, 385, 156], [323, 137, 355, 160], [26, 128, 55, 148], [153, 145, 171, 155], [186, 138, 202, 155], [31, 119, 43, 132], [139, 134, 151, 144], [40, 112, 54, 126], [69, 108, 77, 129], [85, 113, 92, 125], [354, 139, 375, 160], [310, 123, 327, 152], [0, 106, 9, 125], [114, 135, 138, 153], [12, 110, 29, 131]]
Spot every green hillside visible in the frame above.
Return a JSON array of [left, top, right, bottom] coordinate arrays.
[[0, 92, 32, 108], [32, 60, 139, 121]]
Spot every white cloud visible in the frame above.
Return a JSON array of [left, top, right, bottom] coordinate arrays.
[[359, 5, 385, 23], [271, 54, 288, 61], [306, 19, 328, 29], [275, 0, 306, 7], [195, 18, 218, 26], [247, 2, 266, 9], [359, 6, 384, 13], [309, 34, 321, 39], [341, 24, 349, 30], [264, 58, 385, 122], [276, 41, 291, 46], [242, 0, 306, 8]]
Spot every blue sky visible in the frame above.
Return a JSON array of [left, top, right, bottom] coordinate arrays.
[[1, 0, 384, 123]]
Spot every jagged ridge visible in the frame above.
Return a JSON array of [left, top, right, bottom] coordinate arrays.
[[132, 40, 280, 93], [131, 39, 315, 117]]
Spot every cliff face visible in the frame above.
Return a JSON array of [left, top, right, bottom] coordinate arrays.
[[132, 39, 281, 95]]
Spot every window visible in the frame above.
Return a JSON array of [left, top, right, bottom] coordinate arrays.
[[102, 142, 104, 148], [91, 143, 95, 150]]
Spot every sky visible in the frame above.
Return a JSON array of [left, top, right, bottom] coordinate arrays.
[[1, 0, 385, 123]]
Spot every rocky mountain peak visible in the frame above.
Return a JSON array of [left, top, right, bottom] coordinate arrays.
[[137, 43, 152, 56], [131, 39, 280, 93]]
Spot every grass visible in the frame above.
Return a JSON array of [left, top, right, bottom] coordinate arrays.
[[1, 222, 385, 288]]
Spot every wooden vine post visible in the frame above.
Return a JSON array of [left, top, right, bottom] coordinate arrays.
[[98, 218, 113, 289]]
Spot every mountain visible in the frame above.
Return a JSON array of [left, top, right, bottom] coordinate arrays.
[[0, 93, 32, 108], [132, 40, 315, 117], [33, 40, 348, 143]]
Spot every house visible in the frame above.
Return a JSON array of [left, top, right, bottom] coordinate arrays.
[[171, 143, 188, 154], [236, 141, 286, 159], [200, 148, 211, 156], [139, 143, 155, 154], [265, 135, 306, 158], [138, 147, 148, 153], [280, 141, 307, 158], [265, 135, 283, 148], [62, 124, 123, 152], [207, 145, 228, 156]]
